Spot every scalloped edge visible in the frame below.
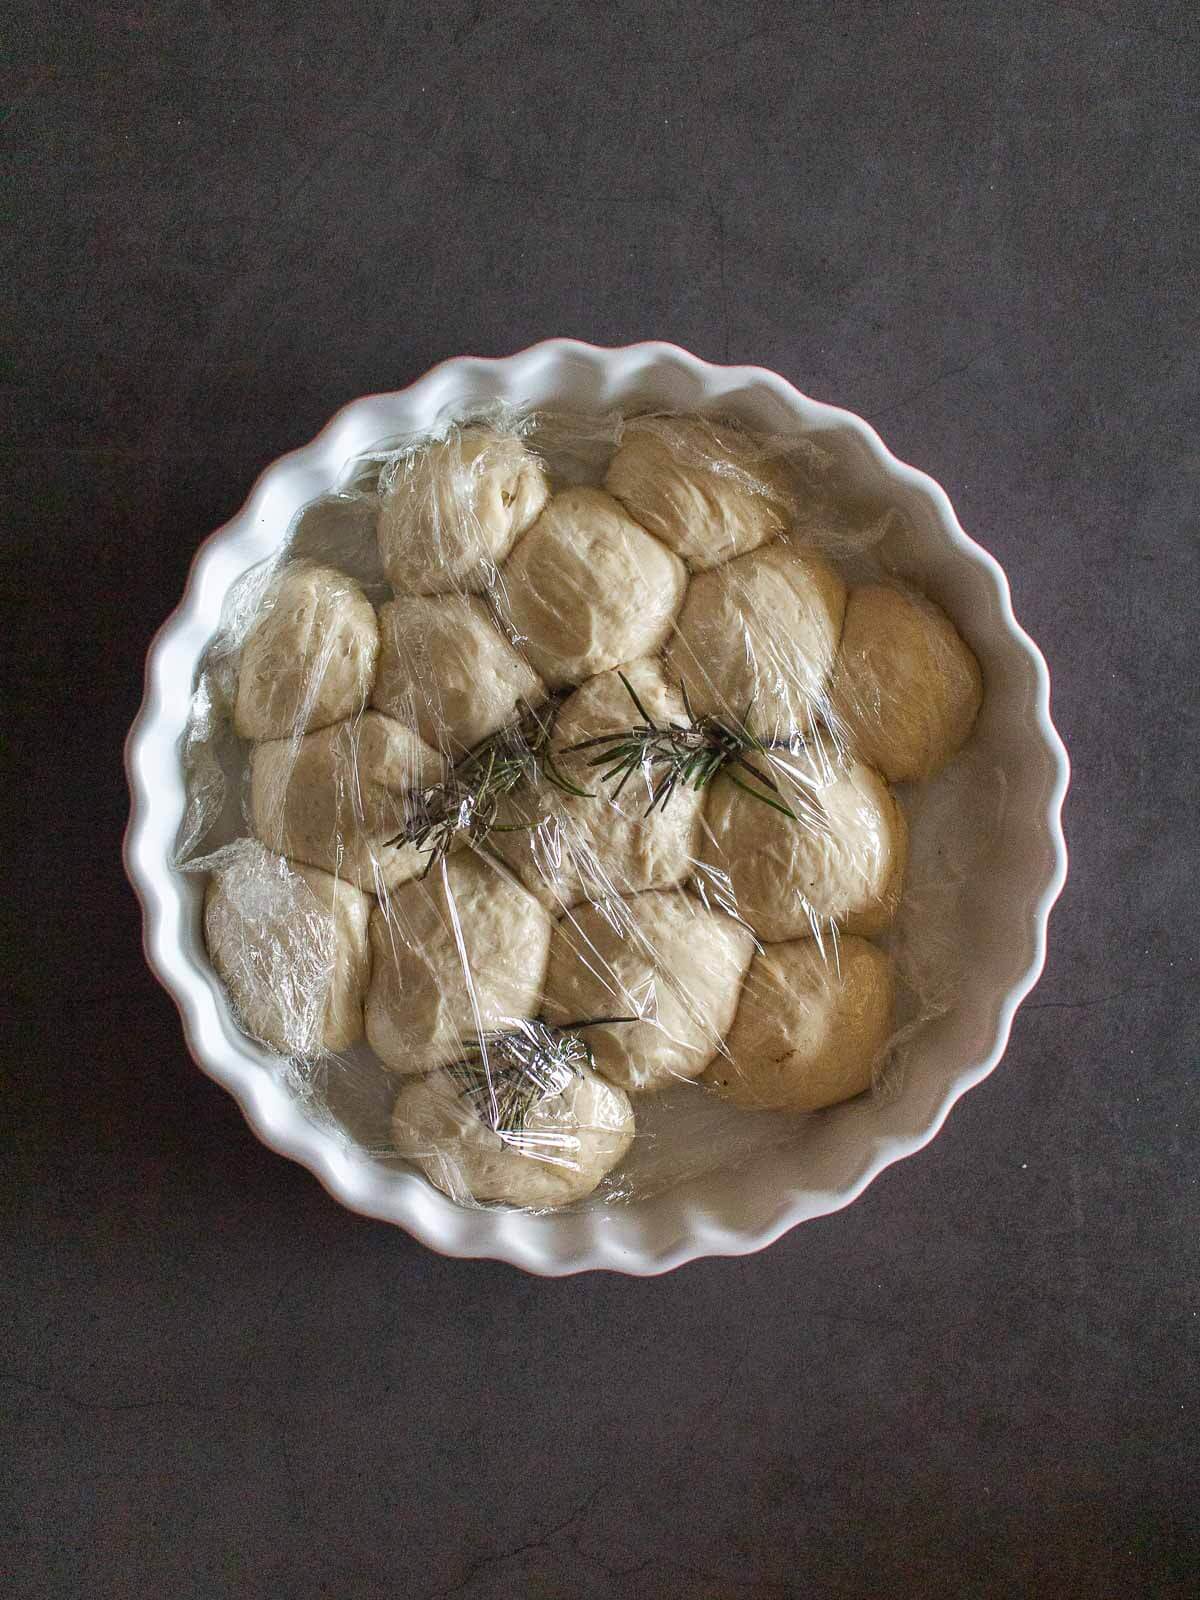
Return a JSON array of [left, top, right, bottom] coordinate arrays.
[[124, 339, 1070, 1276]]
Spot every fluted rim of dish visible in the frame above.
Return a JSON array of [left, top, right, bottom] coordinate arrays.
[[123, 339, 1070, 1275]]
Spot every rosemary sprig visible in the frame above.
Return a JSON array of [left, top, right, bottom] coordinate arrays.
[[448, 1017, 635, 1136], [387, 697, 591, 873], [562, 672, 799, 820]]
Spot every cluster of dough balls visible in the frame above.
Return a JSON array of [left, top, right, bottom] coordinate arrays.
[[205, 417, 983, 1209]]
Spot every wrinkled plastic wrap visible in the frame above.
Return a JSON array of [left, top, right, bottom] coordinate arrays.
[[176, 406, 991, 1211]]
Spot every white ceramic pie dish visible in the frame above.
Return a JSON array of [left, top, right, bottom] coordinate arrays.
[[124, 339, 1069, 1275]]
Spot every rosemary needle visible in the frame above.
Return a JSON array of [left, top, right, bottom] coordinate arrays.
[[386, 697, 592, 874], [562, 672, 800, 821], [448, 1017, 636, 1136]]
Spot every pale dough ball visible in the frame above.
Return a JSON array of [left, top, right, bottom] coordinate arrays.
[[377, 426, 548, 595], [605, 415, 794, 570], [391, 1064, 634, 1208], [698, 741, 907, 941], [499, 487, 688, 688], [233, 563, 379, 741], [705, 935, 894, 1111], [365, 850, 553, 1075], [488, 659, 705, 912], [543, 889, 756, 1093], [248, 711, 446, 894], [829, 584, 983, 782], [204, 842, 371, 1055], [302, 864, 373, 1050], [554, 653, 686, 741], [372, 594, 544, 754], [664, 541, 847, 741]]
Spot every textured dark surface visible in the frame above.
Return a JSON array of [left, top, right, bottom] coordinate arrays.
[[4, 4, 1198, 1597]]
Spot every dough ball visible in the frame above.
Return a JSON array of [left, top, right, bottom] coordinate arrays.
[[605, 415, 793, 570], [698, 740, 907, 941], [554, 653, 686, 742], [377, 426, 548, 595], [829, 584, 983, 782], [705, 935, 894, 1111], [499, 487, 688, 688], [249, 711, 446, 894], [543, 889, 756, 1093], [489, 660, 705, 912], [365, 851, 553, 1075], [391, 1063, 634, 1208], [664, 541, 846, 741], [233, 563, 379, 741], [203, 841, 371, 1055], [372, 594, 544, 754]]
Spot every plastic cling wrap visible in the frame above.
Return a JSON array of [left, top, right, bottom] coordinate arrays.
[[177, 407, 991, 1212]]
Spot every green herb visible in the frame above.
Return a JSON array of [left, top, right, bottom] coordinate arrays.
[[448, 1017, 635, 1136], [387, 698, 591, 873], [562, 672, 800, 820]]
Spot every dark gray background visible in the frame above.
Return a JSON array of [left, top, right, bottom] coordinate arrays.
[[4, 3, 1198, 1596]]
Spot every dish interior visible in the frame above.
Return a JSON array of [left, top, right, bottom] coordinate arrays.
[[180, 417, 1023, 1204], [127, 344, 1066, 1266]]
